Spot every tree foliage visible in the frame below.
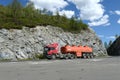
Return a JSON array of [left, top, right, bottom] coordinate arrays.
[[115, 34, 119, 39], [108, 40, 113, 48], [0, 0, 88, 32], [104, 42, 108, 49]]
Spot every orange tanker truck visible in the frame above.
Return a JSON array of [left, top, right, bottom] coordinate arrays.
[[43, 43, 94, 59]]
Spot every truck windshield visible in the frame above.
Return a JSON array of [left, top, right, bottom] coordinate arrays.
[[44, 47, 55, 51], [50, 47, 55, 50], [44, 47, 49, 51]]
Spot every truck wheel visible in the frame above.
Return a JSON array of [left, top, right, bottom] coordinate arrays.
[[68, 53, 73, 59], [70, 54, 75, 59], [83, 54, 86, 59], [65, 54, 69, 59], [59, 54, 64, 59], [51, 55, 56, 60], [87, 53, 91, 59], [90, 53, 94, 58]]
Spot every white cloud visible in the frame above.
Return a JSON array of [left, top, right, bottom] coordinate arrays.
[[68, 0, 105, 21], [68, 0, 110, 26], [115, 10, 120, 15], [109, 11, 115, 15], [114, 10, 120, 24], [109, 10, 120, 15], [106, 36, 115, 39], [28, 0, 75, 18], [98, 35, 116, 40], [59, 10, 75, 18], [29, 0, 110, 26], [117, 19, 120, 24], [98, 35, 104, 38], [88, 15, 110, 26], [112, 10, 120, 24], [104, 23, 111, 26], [29, 0, 68, 14]]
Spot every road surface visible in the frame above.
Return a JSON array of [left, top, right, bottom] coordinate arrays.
[[0, 57, 120, 80]]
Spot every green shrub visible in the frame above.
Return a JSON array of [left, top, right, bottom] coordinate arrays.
[[34, 54, 45, 60], [0, 0, 88, 32]]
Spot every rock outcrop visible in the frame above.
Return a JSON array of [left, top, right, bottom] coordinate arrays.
[[0, 25, 107, 60], [107, 36, 120, 56]]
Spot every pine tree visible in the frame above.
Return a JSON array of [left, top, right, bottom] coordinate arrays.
[[104, 42, 108, 49], [69, 16, 78, 31], [115, 34, 119, 39], [108, 40, 113, 48], [9, 0, 22, 18]]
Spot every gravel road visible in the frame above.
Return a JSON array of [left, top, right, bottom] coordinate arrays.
[[0, 57, 120, 80]]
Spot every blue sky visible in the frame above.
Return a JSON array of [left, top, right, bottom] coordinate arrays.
[[0, 0, 120, 43]]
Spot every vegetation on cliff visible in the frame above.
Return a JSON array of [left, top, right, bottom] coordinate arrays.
[[0, 0, 88, 32]]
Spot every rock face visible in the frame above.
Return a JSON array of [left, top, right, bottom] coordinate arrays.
[[0, 26, 107, 60], [107, 36, 120, 56]]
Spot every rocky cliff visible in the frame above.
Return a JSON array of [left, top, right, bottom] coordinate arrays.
[[0, 25, 107, 60], [107, 36, 120, 56]]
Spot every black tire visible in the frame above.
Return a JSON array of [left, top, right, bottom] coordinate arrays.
[[59, 54, 64, 59], [51, 54, 56, 60], [83, 53, 87, 59], [70, 54, 75, 59], [65, 54, 69, 59], [90, 53, 94, 58], [87, 53, 91, 59], [67, 53, 71, 59]]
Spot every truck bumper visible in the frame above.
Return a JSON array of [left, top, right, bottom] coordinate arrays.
[[46, 55, 52, 59]]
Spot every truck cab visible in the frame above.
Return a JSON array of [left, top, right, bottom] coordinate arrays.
[[43, 43, 59, 59]]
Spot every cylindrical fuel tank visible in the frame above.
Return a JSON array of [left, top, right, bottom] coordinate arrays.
[[61, 45, 92, 53]]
